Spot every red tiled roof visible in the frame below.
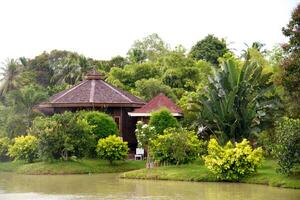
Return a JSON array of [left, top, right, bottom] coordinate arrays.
[[129, 93, 182, 116], [39, 70, 145, 108]]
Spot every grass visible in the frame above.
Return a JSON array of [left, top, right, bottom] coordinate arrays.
[[0, 159, 146, 175], [122, 159, 300, 189]]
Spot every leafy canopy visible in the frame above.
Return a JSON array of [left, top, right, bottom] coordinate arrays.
[[149, 109, 179, 134]]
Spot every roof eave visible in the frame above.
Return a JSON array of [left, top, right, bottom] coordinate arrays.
[[128, 112, 183, 117], [38, 102, 145, 108]]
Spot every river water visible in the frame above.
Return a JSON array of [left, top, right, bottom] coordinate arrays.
[[0, 173, 299, 200]]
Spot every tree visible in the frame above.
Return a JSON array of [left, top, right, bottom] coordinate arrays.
[[149, 109, 179, 134], [127, 33, 169, 63], [110, 56, 128, 68], [29, 112, 95, 160], [51, 53, 92, 85], [191, 59, 280, 142], [0, 59, 23, 96], [189, 34, 228, 65], [280, 3, 300, 118], [135, 78, 176, 101], [6, 85, 48, 128]]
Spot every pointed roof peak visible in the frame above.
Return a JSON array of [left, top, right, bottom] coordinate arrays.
[[129, 93, 182, 116], [85, 69, 104, 80]]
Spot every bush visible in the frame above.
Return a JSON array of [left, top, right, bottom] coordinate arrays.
[[135, 121, 156, 149], [79, 111, 118, 139], [257, 130, 276, 157], [203, 138, 263, 181], [0, 137, 10, 161], [150, 128, 206, 165], [96, 135, 129, 164], [29, 112, 95, 160], [274, 117, 300, 174], [149, 109, 179, 134], [8, 135, 38, 163]]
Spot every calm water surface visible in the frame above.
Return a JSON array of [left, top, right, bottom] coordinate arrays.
[[0, 172, 299, 200]]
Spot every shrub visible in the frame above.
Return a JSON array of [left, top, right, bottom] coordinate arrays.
[[29, 112, 95, 160], [274, 117, 300, 174], [8, 135, 38, 163], [150, 128, 206, 165], [96, 135, 129, 165], [257, 130, 276, 157], [135, 121, 156, 149], [203, 138, 263, 181], [0, 137, 10, 161], [79, 111, 118, 139], [149, 109, 179, 134]]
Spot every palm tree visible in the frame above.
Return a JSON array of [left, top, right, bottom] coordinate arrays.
[[0, 59, 23, 96], [51, 53, 92, 85], [7, 84, 48, 128]]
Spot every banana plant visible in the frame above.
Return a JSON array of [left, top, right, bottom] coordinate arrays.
[[191, 58, 281, 142]]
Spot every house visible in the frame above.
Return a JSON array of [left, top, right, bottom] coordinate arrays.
[[36, 70, 183, 151], [128, 93, 183, 123], [36, 70, 145, 150]]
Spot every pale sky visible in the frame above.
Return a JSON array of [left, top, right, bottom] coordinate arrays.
[[0, 0, 298, 63]]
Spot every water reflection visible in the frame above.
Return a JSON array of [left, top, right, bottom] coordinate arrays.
[[0, 173, 299, 200]]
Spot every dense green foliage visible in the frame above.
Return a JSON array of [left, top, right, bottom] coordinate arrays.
[[189, 34, 228, 65], [96, 135, 129, 165], [192, 58, 280, 142], [29, 112, 95, 160], [0, 137, 10, 161], [204, 138, 263, 181], [8, 135, 38, 163], [79, 111, 118, 139], [150, 128, 206, 165], [0, 3, 299, 182], [149, 109, 179, 134], [274, 118, 300, 174], [280, 4, 300, 118]]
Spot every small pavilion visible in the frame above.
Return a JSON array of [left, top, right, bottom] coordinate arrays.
[[37, 70, 145, 149], [128, 93, 183, 123]]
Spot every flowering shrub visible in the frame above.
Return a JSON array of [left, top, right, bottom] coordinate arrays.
[[96, 135, 129, 165], [150, 128, 206, 165], [135, 121, 156, 149], [203, 138, 263, 181], [8, 135, 38, 163]]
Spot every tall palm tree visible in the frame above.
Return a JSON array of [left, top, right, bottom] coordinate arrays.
[[0, 59, 23, 96]]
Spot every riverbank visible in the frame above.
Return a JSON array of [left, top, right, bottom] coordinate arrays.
[[0, 159, 146, 175], [122, 160, 300, 189]]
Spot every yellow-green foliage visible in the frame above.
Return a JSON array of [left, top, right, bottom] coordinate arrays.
[[203, 138, 263, 181], [96, 135, 129, 165], [8, 135, 38, 163]]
